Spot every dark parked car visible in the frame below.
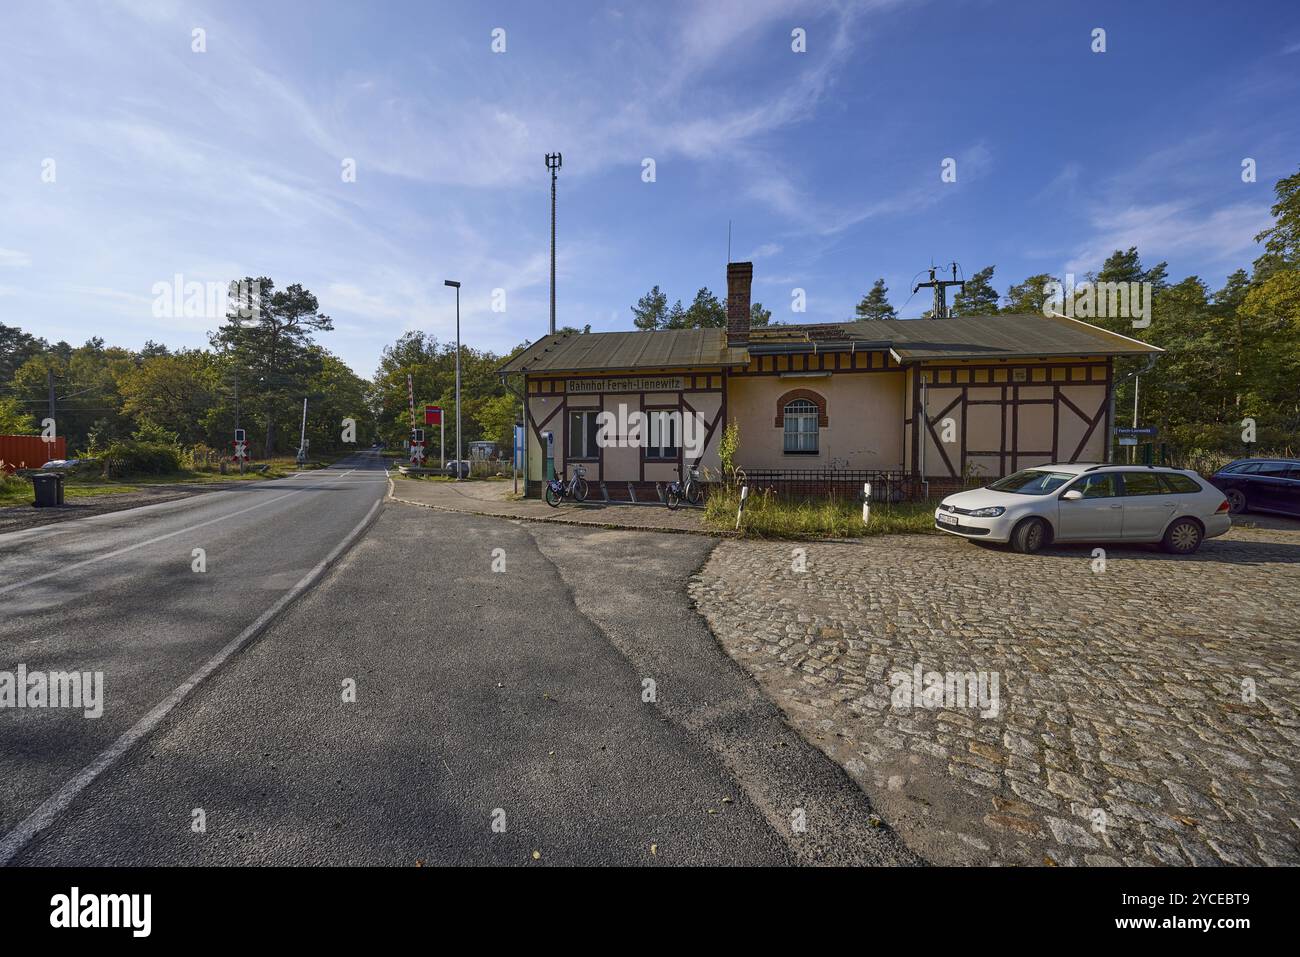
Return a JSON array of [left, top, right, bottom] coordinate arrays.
[[1209, 458, 1300, 517]]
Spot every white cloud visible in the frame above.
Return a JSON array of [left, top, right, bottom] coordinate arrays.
[[0, 248, 32, 267], [1066, 200, 1270, 274]]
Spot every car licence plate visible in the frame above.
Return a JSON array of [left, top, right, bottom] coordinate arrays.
[[937, 512, 958, 526]]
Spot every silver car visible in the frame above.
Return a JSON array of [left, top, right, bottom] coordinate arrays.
[[934, 463, 1232, 554]]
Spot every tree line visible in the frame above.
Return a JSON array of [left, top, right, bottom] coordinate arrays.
[[0, 277, 373, 462], [626, 169, 1300, 456], [5, 169, 1295, 469]]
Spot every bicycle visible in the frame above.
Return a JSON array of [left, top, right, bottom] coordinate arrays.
[[665, 464, 704, 509], [544, 464, 589, 507]]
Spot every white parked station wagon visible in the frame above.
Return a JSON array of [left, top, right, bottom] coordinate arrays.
[[934, 464, 1232, 554]]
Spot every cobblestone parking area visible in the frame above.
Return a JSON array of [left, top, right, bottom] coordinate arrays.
[[690, 525, 1300, 866]]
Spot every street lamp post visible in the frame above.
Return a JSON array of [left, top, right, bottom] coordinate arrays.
[[444, 280, 462, 480]]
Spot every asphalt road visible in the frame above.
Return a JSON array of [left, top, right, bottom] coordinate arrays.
[[0, 452, 388, 859], [2, 461, 915, 866]]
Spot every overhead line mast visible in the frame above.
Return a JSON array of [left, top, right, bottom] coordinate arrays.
[[912, 262, 965, 319]]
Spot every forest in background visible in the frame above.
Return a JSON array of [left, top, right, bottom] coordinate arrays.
[[3, 169, 1297, 474]]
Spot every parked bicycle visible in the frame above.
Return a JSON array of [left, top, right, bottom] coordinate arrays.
[[666, 464, 704, 509], [544, 464, 589, 507]]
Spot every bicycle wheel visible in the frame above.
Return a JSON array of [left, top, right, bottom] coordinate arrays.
[[544, 485, 562, 508], [666, 489, 681, 510], [573, 478, 589, 502], [685, 484, 703, 506]]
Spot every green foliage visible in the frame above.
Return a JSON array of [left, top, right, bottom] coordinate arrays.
[[750, 301, 773, 326], [855, 279, 897, 320], [636, 286, 727, 329], [209, 277, 333, 455], [704, 486, 935, 538], [953, 266, 1000, 315], [1253, 168, 1300, 276], [371, 330, 516, 451], [118, 348, 220, 445], [1002, 273, 1059, 314], [475, 392, 518, 451], [718, 418, 740, 481], [99, 438, 182, 477], [632, 285, 668, 330], [0, 396, 35, 433], [682, 287, 726, 328]]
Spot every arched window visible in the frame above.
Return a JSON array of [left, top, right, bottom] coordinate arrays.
[[774, 389, 827, 455], [783, 398, 819, 453]]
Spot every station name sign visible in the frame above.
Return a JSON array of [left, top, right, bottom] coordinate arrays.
[[566, 376, 684, 394]]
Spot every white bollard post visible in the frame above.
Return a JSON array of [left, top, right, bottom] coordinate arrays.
[[735, 485, 749, 530], [862, 481, 871, 525]]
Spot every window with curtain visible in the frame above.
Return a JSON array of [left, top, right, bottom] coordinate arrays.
[[783, 398, 819, 453]]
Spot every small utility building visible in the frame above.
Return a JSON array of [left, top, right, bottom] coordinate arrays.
[[498, 262, 1161, 498]]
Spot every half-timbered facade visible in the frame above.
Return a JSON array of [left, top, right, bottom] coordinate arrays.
[[499, 261, 1161, 498]]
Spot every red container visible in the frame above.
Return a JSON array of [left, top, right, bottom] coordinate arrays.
[[0, 435, 66, 472]]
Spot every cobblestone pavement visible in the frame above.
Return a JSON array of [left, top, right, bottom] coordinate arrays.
[[690, 525, 1300, 866]]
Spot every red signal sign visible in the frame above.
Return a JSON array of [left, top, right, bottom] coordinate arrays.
[[425, 405, 442, 425]]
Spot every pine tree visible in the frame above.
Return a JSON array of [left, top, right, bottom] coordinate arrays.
[[631, 285, 668, 331], [855, 279, 897, 320], [683, 287, 726, 328], [951, 266, 1000, 316]]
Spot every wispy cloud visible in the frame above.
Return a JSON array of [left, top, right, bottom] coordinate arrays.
[[1066, 200, 1269, 275]]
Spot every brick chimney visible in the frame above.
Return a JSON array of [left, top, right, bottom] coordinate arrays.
[[726, 261, 753, 346]]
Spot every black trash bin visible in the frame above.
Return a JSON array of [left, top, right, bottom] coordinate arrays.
[[31, 472, 64, 508]]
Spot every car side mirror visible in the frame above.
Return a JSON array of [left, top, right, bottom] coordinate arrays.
[[1061, 489, 1084, 501]]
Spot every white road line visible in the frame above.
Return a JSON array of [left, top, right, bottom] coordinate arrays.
[[0, 496, 383, 866], [0, 465, 374, 596], [0, 490, 298, 597], [0, 470, 318, 549]]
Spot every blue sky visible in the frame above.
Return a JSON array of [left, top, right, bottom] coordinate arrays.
[[2, 0, 1298, 377]]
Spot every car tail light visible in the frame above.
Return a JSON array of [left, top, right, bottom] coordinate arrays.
[[1216, 499, 1230, 513]]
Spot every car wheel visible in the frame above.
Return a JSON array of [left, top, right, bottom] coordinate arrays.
[[1162, 518, 1203, 555], [1010, 517, 1047, 554], [1224, 488, 1247, 514]]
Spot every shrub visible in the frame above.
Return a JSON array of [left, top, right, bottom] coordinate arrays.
[[181, 443, 220, 471], [99, 439, 182, 478]]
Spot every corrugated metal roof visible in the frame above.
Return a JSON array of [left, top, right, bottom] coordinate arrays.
[[498, 314, 1159, 375]]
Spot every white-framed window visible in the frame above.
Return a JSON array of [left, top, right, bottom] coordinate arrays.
[[645, 409, 680, 460], [783, 398, 819, 453], [567, 410, 599, 459]]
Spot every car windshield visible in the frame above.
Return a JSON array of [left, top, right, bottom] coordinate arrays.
[[987, 469, 1075, 495]]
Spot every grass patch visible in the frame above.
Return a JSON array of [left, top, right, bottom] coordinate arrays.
[[0, 477, 144, 507], [704, 486, 937, 539]]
